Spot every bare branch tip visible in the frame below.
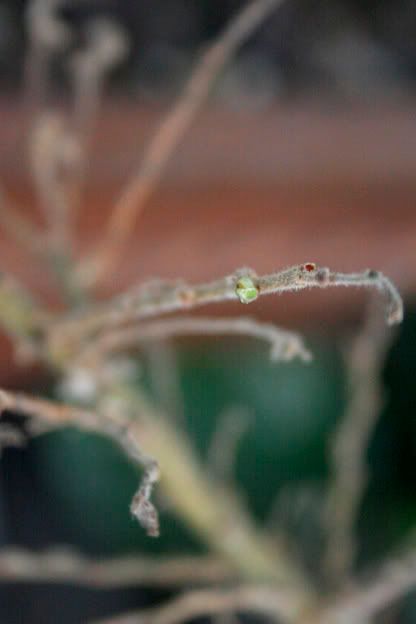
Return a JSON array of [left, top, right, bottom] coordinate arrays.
[[130, 460, 160, 537], [130, 494, 160, 538], [365, 269, 404, 326]]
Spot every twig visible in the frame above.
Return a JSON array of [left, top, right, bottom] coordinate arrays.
[[76, 315, 312, 368], [323, 300, 398, 583], [92, 585, 300, 624], [0, 383, 311, 593], [0, 388, 160, 537], [80, 0, 289, 287], [48, 264, 403, 360], [69, 18, 129, 139], [97, 384, 312, 592], [24, 0, 72, 109], [29, 112, 82, 269], [24, 2, 87, 303], [25, 1, 75, 255], [145, 340, 185, 426], [0, 547, 235, 587], [207, 407, 252, 485], [320, 550, 416, 623]]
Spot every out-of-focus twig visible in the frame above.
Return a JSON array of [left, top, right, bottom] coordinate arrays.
[[80, 0, 289, 287], [97, 382, 311, 591], [320, 550, 416, 623], [0, 388, 160, 537], [92, 585, 300, 624], [30, 112, 83, 255], [75, 315, 312, 368], [60, 18, 129, 253], [0, 387, 104, 433], [24, 0, 72, 109], [207, 407, 252, 486], [0, 547, 235, 587], [0, 382, 311, 593], [24, 1, 87, 303], [48, 264, 403, 361], [145, 340, 185, 426], [323, 300, 398, 583], [70, 18, 129, 140]]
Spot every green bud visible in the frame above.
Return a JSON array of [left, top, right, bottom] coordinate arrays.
[[235, 276, 258, 304]]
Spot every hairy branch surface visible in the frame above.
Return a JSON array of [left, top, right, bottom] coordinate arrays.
[[49, 264, 403, 360]]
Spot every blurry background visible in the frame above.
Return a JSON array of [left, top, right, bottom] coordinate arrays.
[[1, 0, 416, 100], [0, 1, 415, 622]]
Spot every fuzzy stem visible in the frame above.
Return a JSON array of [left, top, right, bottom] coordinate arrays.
[[48, 264, 403, 362]]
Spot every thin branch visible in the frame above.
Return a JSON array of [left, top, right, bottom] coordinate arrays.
[[76, 315, 312, 368], [145, 340, 185, 426], [207, 407, 252, 486], [25, 1, 75, 259], [0, 388, 160, 537], [69, 18, 129, 139], [80, 0, 289, 287], [24, 1, 87, 303], [0, 547, 235, 588], [323, 300, 398, 583], [29, 112, 82, 260], [63, 18, 129, 242], [96, 384, 312, 591], [48, 264, 403, 360], [24, 0, 72, 109], [92, 585, 300, 624], [0, 384, 312, 594], [321, 550, 416, 623]]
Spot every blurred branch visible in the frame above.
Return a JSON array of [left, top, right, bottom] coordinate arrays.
[[92, 585, 300, 624], [320, 550, 416, 623], [96, 383, 312, 593], [0, 388, 160, 537], [30, 113, 79, 245], [145, 340, 185, 426], [0, 547, 235, 588], [49, 264, 403, 360], [80, 0, 289, 288], [207, 407, 251, 486], [24, 2, 87, 303], [323, 301, 398, 583], [24, 0, 72, 109], [0, 380, 311, 600], [24, 7, 127, 304], [29, 112, 85, 303], [69, 18, 129, 140], [25, 3, 75, 271], [76, 315, 312, 368]]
